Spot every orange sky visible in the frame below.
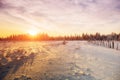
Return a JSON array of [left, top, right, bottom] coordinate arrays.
[[0, 0, 120, 37]]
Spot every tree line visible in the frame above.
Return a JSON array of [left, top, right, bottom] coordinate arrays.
[[0, 33, 120, 41]]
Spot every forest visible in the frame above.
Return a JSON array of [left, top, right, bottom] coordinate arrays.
[[0, 32, 120, 41]]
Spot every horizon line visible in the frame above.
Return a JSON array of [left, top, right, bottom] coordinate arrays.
[[0, 32, 120, 38]]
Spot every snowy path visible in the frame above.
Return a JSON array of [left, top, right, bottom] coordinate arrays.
[[0, 41, 120, 80]]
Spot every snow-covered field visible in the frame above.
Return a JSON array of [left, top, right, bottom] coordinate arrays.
[[0, 41, 120, 80]]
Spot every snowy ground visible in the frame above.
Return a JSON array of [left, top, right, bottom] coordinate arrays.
[[0, 41, 120, 80]]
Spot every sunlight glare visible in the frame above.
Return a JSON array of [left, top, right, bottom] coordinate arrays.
[[28, 30, 38, 36]]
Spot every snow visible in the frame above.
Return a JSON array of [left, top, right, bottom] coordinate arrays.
[[0, 41, 120, 80]]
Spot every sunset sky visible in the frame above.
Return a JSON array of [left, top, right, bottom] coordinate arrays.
[[0, 0, 120, 37]]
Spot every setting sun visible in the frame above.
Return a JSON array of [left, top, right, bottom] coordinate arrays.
[[28, 30, 38, 36]]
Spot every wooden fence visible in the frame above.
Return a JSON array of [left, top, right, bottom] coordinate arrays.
[[89, 41, 120, 50]]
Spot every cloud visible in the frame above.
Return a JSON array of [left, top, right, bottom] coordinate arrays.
[[0, 0, 120, 34], [1, 0, 120, 19]]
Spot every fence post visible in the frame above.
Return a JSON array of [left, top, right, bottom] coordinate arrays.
[[109, 41, 111, 48], [116, 43, 118, 50], [112, 41, 114, 49]]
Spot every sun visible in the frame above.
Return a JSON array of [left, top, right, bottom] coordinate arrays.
[[28, 30, 38, 36]]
